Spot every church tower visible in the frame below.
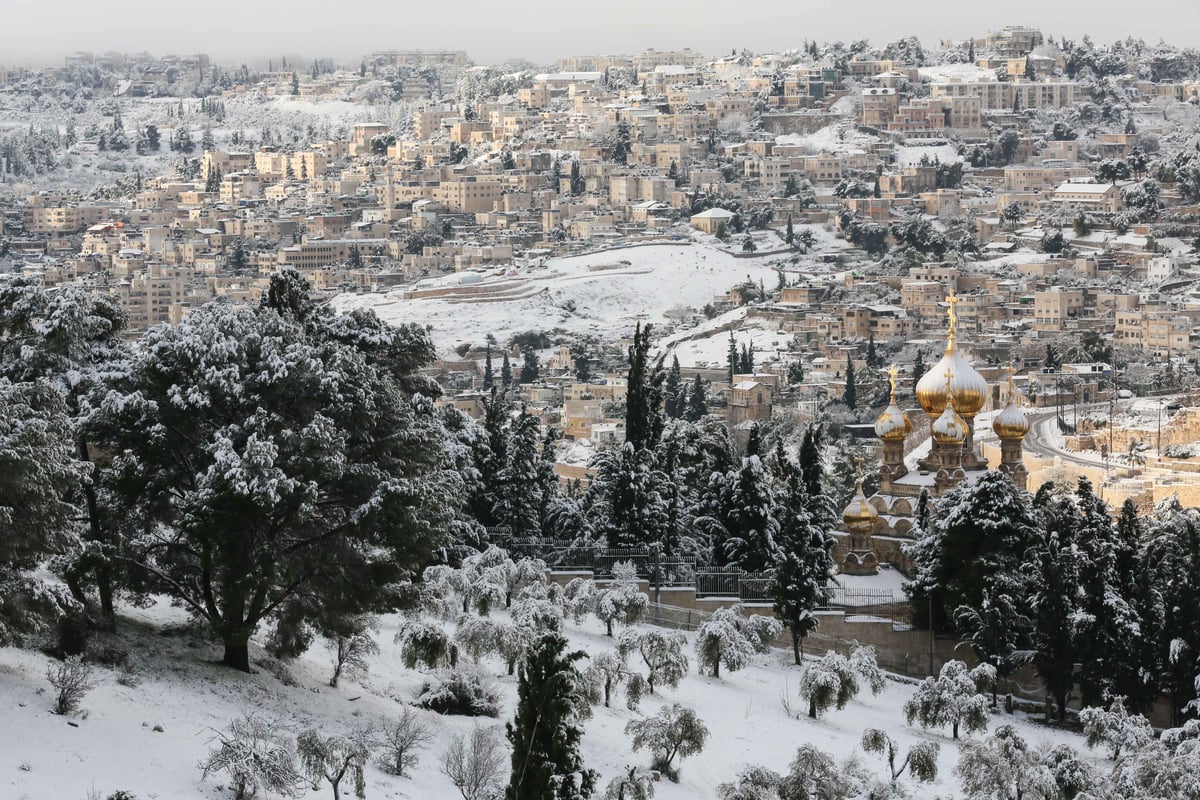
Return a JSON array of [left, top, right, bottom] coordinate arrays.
[[914, 290, 989, 472], [875, 363, 912, 491], [993, 364, 1031, 490], [839, 462, 879, 576]]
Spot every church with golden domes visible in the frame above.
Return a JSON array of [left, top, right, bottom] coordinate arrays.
[[833, 292, 1031, 577]]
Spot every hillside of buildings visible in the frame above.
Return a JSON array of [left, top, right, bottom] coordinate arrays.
[[8, 24, 1200, 800]]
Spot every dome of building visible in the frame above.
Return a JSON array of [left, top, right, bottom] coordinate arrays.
[[993, 370, 1030, 440], [841, 480, 879, 530], [875, 365, 912, 441], [931, 398, 969, 445], [915, 293, 989, 418]]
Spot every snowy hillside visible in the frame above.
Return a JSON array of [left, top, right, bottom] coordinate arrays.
[[331, 238, 837, 358], [0, 597, 1099, 800]]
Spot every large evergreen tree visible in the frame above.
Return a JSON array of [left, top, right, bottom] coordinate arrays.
[[0, 380, 85, 643], [904, 472, 1036, 632], [624, 323, 664, 452], [684, 375, 708, 421], [664, 356, 684, 419], [0, 279, 128, 626], [87, 302, 459, 670], [493, 409, 545, 539], [843, 354, 857, 409], [506, 633, 597, 800], [520, 345, 540, 385], [772, 458, 834, 664]]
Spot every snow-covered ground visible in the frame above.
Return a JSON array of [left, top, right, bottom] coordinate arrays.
[[332, 240, 796, 358], [775, 123, 876, 156], [0, 597, 1099, 800]]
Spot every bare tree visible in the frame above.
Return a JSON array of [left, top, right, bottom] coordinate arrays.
[[379, 707, 432, 777], [47, 655, 96, 715], [441, 725, 506, 800]]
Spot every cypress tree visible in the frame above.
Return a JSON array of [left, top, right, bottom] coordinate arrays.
[[685, 375, 708, 421], [502, 351, 513, 390], [506, 634, 597, 800], [664, 355, 684, 419], [844, 354, 857, 409], [773, 463, 834, 664], [727, 332, 737, 384], [520, 345, 540, 384], [866, 333, 878, 368], [785, 214, 795, 244], [911, 350, 926, 392], [624, 323, 664, 452], [483, 344, 494, 390]]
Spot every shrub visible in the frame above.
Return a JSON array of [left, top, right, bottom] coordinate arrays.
[[396, 620, 456, 670], [199, 716, 301, 800], [415, 670, 500, 717], [47, 655, 96, 715]]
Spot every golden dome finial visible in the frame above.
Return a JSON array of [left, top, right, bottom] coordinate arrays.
[[886, 363, 899, 401], [944, 290, 959, 351]]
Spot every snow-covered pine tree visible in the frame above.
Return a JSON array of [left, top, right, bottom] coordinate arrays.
[[713, 453, 781, 572], [590, 443, 668, 549], [1029, 485, 1082, 722], [772, 460, 835, 664], [0, 379, 86, 644], [664, 356, 684, 419], [493, 409, 545, 539], [904, 471, 1036, 632], [0, 279, 127, 627], [1141, 502, 1200, 724], [505, 633, 597, 800], [1071, 477, 1142, 710], [625, 323, 665, 452], [86, 302, 458, 671]]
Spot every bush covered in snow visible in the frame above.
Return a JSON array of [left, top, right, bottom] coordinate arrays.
[[1081, 697, 1155, 758], [415, 670, 501, 717], [903, 659, 995, 739], [797, 651, 859, 719], [396, 620, 457, 670], [625, 703, 709, 782], [695, 606, 782, 679], [199, 715, 302, 800]]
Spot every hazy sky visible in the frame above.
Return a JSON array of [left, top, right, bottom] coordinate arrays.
[[6, 0, 1200, 67]]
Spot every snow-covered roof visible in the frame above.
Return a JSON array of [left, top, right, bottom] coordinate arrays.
[[691, 208, 737, 219]]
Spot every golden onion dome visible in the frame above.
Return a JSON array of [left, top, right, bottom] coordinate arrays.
[[931, 395, 969, 445], [915, 293, 988, 418], [875, 364, 912, 442], [993, 367, 1030, 440], [841, 480, 879, 530], [875, 402, 913, 441]]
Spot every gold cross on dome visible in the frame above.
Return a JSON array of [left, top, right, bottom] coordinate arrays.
[[945, 290, 960, 337], [887, 363, 899, 397]]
